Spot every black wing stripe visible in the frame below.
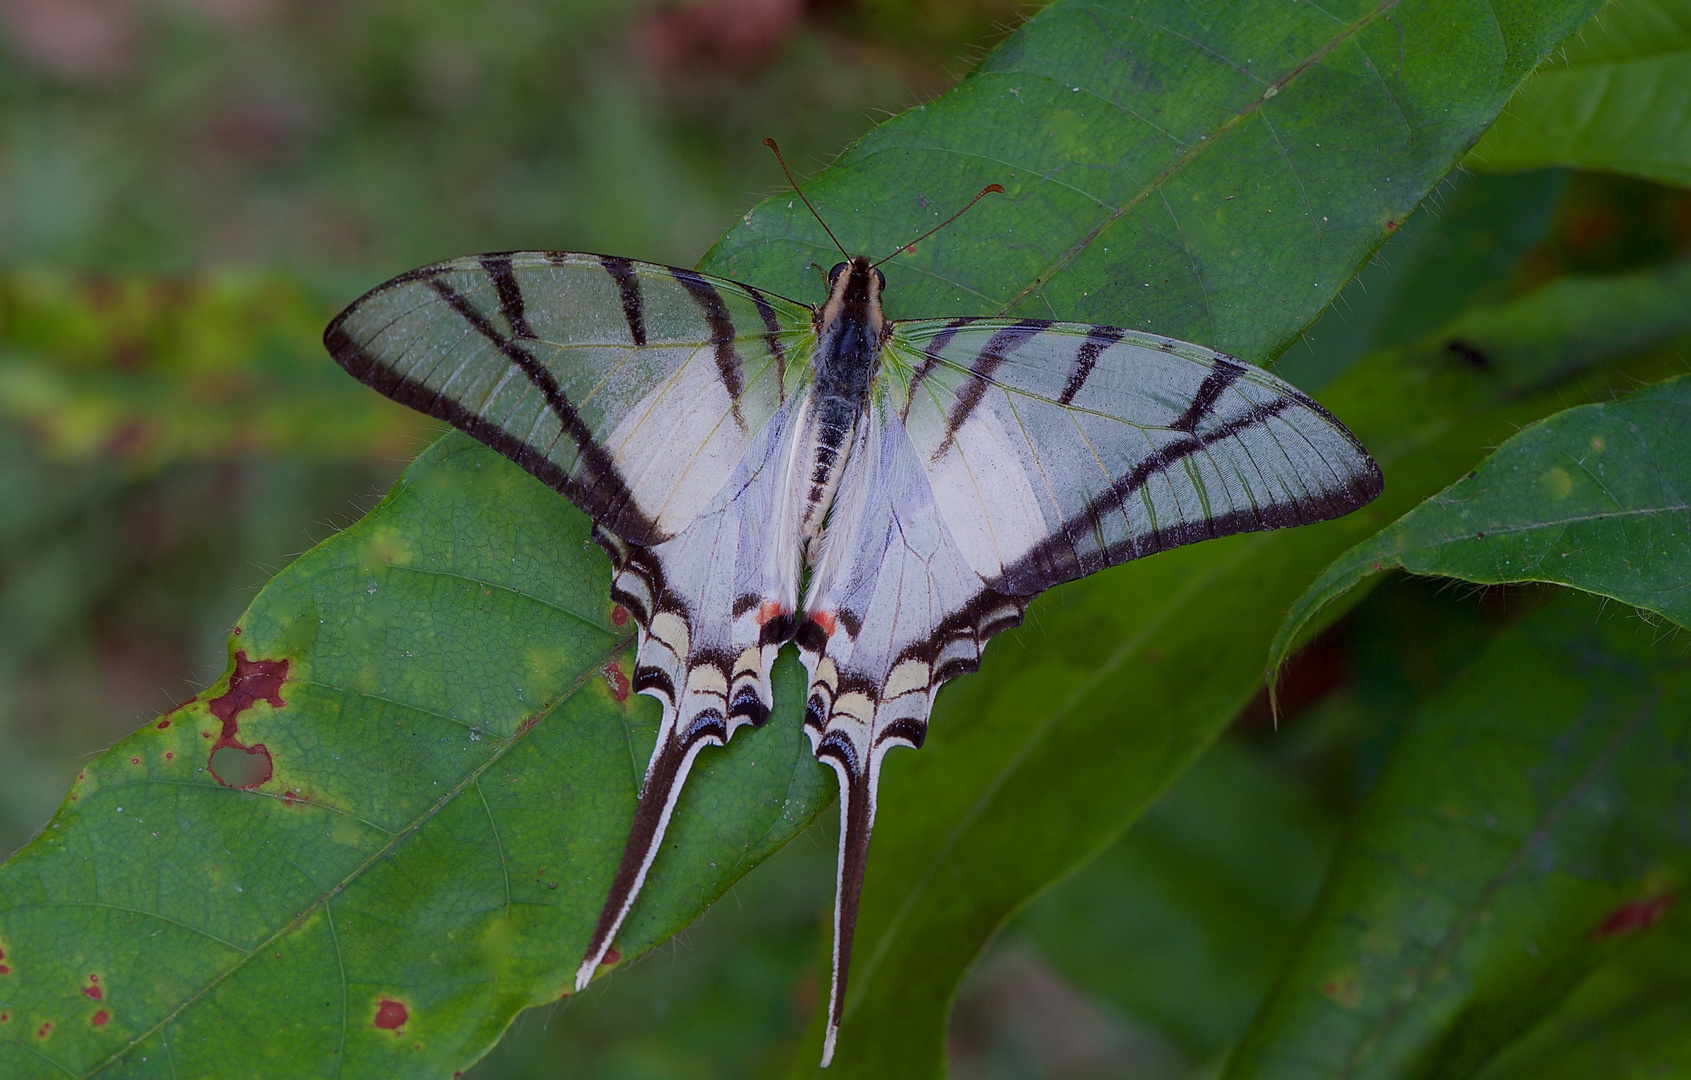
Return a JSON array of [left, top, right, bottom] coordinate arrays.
[[900, 317, 972, 421], [598, 256, 649, 347], [324, 323, 655, 538], [932, 318, 1053, 460], [737, 283, 790, 397], [1057, 325, 1126, 405], [993, 395, 1382, 594], [670, 268, 747, 428], [482, 255, 536, 340], [1169, 355, 1246, 433]]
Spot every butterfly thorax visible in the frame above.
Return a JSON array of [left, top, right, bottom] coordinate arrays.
[[796, 255, 886, 561]]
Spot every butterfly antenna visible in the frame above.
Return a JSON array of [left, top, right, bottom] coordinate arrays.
[[872, 184, 1004, 268], [763, 137, 849, 259]]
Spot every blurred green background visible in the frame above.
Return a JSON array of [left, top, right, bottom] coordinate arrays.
[[2, 1, 1688, 1077]]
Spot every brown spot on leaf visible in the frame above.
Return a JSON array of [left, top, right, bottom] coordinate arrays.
[[604, 662, 630, 703], [91, 1010, 108, 1027], [373, 999, 408, 1030], [205, 651, 287, 789], [1591, 893, 1673, 938]]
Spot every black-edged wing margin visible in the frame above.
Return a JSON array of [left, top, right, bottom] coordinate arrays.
[[324, 251, 814, 547]]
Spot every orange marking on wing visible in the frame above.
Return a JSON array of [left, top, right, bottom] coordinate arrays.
[[812, 611, 837, 636], [756, 601, 784, 625]]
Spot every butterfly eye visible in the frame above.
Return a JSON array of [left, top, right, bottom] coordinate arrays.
[[827, 262, 848, 286], [872, 268, 886, 291]]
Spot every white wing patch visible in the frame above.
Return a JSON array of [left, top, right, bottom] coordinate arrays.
[[920, 388, 1051, 579], [606, 342, 756, 536]]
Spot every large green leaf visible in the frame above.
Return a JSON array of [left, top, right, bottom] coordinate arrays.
[[0, 0, 1610, 1075], [706, 0, 1597, 361], [777, 277, 1690, 1073], [0, 435, 828, 1078], [1468, 0, 1691, 186], [1225, 591, 1691, 1080], [1271, 354, 1691, 677]]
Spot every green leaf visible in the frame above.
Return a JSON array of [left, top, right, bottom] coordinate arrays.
[[1225, 591, 1691, 1080], [1277, 169, 1568, 391], [704, 0, 1600, 362], [1474, 899, 1691, 1080], [1271, 296, 1691, 677], [1468, 0, 1691, 186], [0, 435, 827, 1079], [1015, 737, 1338, 1058]]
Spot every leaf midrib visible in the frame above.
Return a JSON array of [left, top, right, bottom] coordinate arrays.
[[82, 631, 635, 1079]]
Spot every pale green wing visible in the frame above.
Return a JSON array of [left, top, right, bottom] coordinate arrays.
[[883, 317, 1382, 595], [325, 251, 815, 546]]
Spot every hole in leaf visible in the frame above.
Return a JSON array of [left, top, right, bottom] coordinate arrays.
[[209, 744, 273, 789]]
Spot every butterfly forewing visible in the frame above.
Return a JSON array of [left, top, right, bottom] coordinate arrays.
[[325, 252, 814, 545], [886, 319, 1383, 596]]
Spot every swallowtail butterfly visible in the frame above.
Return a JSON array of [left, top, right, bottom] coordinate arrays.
[[324, 160, 1381, 1064]]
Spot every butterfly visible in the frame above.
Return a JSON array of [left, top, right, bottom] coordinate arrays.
[[323, 161, 1382, 1065]]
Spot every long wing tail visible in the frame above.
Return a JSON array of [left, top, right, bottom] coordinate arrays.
[[574, 704, 718, 990], [812, 719, 880, 1067], [576, 527, 788, 991]]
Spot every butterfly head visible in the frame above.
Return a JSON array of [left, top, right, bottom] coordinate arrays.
[[818, 255, 887, 350]]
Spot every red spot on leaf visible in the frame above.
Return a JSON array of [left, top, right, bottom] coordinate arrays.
[[36, 1021, 51, 1039], [205, 651, 287, 789], [282, 791, 295, 806], [156, 719, 171, 729], [611, 604, 630, 627], [373, 999, 408, 1030], [164, 751, 174, 761], [601, 947, 621, 966], [0, 964, 10, 975], [1592, 893, 1674, 938], [129, 757, 141, 765], [1, 1011, 9, 1022], [1385, 218, 1399, 231], [83, 985, 101, 1000], [91, 1010, 108, 1027], [604, 662, 630, 703]]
